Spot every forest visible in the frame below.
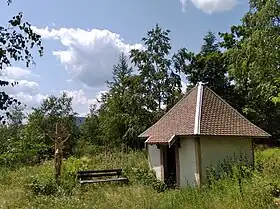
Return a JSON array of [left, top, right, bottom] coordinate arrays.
[[1, 0, 280, 208]]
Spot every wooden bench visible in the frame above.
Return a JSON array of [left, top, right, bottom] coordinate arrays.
[[77, 169, 128, 185]]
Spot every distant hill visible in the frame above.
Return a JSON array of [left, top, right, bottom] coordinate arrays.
[[74, 116, 86, 127]]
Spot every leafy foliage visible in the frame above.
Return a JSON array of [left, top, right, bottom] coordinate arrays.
[[0, 149, 279, 208], [0, 2, 43, 123], [219, 0, 280, 142], [177, 31, 240, 109], [132, 167, 168, 192], [6, 104, 26, 127], [27, 174, 58, 196], [28, 93, 79, 158], [98, 53, 152, 148], [130, 24, 183, 112], [1, 1, 280, 197], [0, 93, 78, 167], [79, 104, 100, 146]]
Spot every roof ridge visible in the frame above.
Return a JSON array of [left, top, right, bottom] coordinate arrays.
[[204, 86, 271, 137], [138, 85, 197, 137], [194, 82, 204, 135]]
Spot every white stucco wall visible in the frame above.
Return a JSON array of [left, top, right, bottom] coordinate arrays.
[[147, 144, 162, 181], [200, 136, 253, 183], [179, 137, 197, 187]]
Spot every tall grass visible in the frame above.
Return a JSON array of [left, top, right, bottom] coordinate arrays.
[[0, 148, 279, 209]]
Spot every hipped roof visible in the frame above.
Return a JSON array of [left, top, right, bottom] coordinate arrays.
[[140, 83, 271, 145]]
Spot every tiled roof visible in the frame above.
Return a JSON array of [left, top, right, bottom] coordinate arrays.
[[140, 83, 271, 145], [140, 87, 197, 140]]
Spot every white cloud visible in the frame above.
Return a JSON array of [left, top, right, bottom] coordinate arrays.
[[3, 80, 40, 95], [181, 80, 188, 94], [1, 66, 107, 116], [1, 67, 47, 111], [60, 89, 107, 116], [1, 66, 37, 80], [61, 90, 95, 106], [32, 26, 143, 88], [16, 92, 47, 108], [1, 67, 40, 96], [180, 0, 237, 14], [66, 79, 73, 83]]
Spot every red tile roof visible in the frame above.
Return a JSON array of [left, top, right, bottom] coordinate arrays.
[[140, 87, 197, 142], [140, 83, 271, 145]]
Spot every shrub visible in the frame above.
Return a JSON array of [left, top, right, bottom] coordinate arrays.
[[206, 154, 253, 186], [25, 157, 91, 196], [131, 167, 167, 192], [59, 156, 91, 194], [270, 182, 280, 198], [62, 156, 91, 178], [26, 174, 58, 196], [74, 142, 103, 157], [1, 148, 279, 208]]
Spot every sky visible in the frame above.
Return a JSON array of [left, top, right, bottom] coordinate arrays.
[[0, 0, 249, 116]]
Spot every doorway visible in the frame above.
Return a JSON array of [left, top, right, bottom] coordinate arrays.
[[162, 144, 178, 187]]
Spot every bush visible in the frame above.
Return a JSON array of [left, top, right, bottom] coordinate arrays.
[[25, 157, 91, 196], [206, 154, 253, 187], [74, 142, 103, 157], [26, 174, 58, 196], [62, 156, 90, 178], [1, 149, 279, 208], [270, 182, 280, 198], [60, 156, 91, 194], [131, 167, 167, 192]]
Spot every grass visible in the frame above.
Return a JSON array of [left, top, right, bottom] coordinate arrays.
[[0, 148, 279, 209]]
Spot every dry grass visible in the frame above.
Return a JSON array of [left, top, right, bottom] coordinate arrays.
[[0, 148, 279, 209]]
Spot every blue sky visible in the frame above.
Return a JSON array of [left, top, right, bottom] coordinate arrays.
[[1, 0, 249, 115]]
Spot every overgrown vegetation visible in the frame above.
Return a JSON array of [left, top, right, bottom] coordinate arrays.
[[1, 0, 280, 208], [0, 149, 279, 209], [1, 0, 280, 166]]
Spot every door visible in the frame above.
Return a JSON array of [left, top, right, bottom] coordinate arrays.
[[162, 144, 177, 187]]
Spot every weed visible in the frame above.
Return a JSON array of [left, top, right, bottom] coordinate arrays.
[[0, 148, 279, 209]]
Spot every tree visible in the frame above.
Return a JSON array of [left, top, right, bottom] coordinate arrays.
[[26, 93, 74, 184], [219, 0, 280, 142], [219, 0, 280, 95], [6, 104, 26, 127], [24, 92, 78, 160], [201, 31, 219, 54], [130, 24, 182, 113], [98, 53, 153, 149], [80, 104, 100, 145], [0, 1, 43, 123], [98, 54, 132, 146], [175, 31, 240, 109], [0, 104, 26, 166]]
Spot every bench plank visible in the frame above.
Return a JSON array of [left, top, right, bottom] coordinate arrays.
[[77, 168, 128, 185], [78, 169, 122, 174], [78, 172, 121, 178], [80, 177, 128, 184]]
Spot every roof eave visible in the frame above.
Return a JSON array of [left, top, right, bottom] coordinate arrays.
[[251, 135, 271, 139], [138, 134, 149, 138], [144, 135, 177, 147], [176, 134, 271, 138], [196, 134, 271, 138]]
